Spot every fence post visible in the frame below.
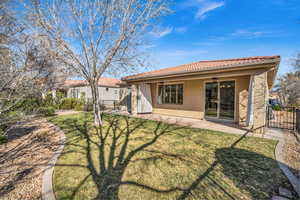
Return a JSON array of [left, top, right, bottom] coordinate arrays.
[[293, 107, 297, 131], [296, 109, 300, 135]]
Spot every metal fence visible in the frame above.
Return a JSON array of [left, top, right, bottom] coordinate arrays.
[[85, 98, 120, 111], [267, 106, 296, 130], [296, 109, 300, 135]]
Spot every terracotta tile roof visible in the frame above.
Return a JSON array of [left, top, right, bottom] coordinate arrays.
[[122, 55, 280, 81], [64, 77, 121, 87]]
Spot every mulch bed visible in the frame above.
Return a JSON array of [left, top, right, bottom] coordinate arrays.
[[0, 118, 61, 200], [283, 131, 300, 179]]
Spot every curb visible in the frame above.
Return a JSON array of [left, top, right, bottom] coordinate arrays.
[[42, 124, 66, 200], [274, 129, 300, 197]]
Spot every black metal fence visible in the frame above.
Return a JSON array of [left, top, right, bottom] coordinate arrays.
[[267, 106, 296, 130], [296, 109, 300, 135], [85, 98, 120, 111]]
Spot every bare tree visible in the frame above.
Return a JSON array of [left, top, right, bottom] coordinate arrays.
[[293, 53, 300, 72], [28, 0, 169, 125], [274, 72, 300, 106], [0, 1, 68, 135]]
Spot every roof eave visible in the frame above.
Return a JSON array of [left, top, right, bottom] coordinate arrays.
[[123, 58, 280, 82]]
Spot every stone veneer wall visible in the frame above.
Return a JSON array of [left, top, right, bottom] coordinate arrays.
[[252, 71, 268, 133]]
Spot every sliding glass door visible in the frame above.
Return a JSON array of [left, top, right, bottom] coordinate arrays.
[[205, 80, 235, 120], [205, 82, 218, 118]]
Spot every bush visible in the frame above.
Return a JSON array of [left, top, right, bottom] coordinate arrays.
[[0, 135, 7, 145], [59, 98, 77, 110], [20, 97, 42, 114], [37, 107, 56, 116], [272, 104, 281, 111], [74, 99, 84, 111], [59, 98, 85, 111]]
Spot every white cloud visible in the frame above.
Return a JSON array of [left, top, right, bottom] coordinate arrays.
[[149, 27, 173, 38], [175, 27, 188, 33], [204, 29, 279, 42], [231, 30, 268, 38], [181, 0, 225, 20], [195, 1, 225, 20]]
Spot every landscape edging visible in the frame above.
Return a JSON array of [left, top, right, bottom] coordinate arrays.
[[274, 131, 300, 197], [41, 123, 66, 200]]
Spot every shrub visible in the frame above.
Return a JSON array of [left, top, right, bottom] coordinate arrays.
[[43, 93, 54, 107], [37, 107, 56, 116], [59, 98, 77, 110], [0, 135, 7, 145], [59, 97, 86, 111], [52, 91, 66, 109], [74, 99, 84, 111], [272, 104, 281, 111], [19, 97, 43, 114]]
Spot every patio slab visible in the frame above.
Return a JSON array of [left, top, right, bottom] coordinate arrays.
[[108, 111, 284, 141]]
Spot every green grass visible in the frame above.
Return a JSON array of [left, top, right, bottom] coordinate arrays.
[[49, 113, 288, 200]]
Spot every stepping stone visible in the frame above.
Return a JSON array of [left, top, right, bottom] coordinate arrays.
[[271, 196, 290, 200], [279, 187, 293, 199]]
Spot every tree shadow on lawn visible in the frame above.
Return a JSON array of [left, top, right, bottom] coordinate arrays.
[[177, 128, 294, 200], [52, 114, 293, 200]]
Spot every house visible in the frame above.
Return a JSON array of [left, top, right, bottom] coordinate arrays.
[[269, 91, 282, 106], [122, 56, 280, 133], [63, 77, 122, 105]]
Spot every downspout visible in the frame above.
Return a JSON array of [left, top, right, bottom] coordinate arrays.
[[246, 75, 254, 127]]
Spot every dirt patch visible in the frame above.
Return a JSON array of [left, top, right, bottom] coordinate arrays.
[[0, 118, 62, 200], [283, 131, 300, 179]]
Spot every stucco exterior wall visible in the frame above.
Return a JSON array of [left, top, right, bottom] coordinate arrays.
[[67, 86, 120, 101], [149, 76, 250, 122], [131, 85, 138, 115]]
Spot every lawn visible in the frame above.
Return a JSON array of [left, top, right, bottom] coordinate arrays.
[[48, 112, 288, 200]]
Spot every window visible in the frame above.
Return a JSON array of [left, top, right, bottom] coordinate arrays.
[[158, 84, 183, 104], [71, 88, 79, 98]]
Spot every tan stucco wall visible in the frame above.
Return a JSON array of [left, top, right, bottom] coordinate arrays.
[[150, 76, 250, 122], [131, 85, 138, 115], [151, 79, 204, 119]]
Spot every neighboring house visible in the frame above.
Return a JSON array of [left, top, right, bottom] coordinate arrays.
[[64, 77, 122, 104], [122, 56, 280, 133], [269, 91, 282, 106]]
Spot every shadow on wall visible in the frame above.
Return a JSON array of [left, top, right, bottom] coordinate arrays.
[[49, 114, 295, 200]]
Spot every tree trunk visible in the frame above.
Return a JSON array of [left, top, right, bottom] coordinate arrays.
[[97, 186, 119, 200], [90, 82, 102, 126], [97, 173, 121, 200]]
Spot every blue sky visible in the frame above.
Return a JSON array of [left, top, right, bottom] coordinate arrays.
[[144, 0, 300, 76]]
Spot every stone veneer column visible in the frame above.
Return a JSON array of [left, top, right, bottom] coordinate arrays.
[[131, 84, 138, 115], [252, 71, 268, 134], [239, 89, 248, 126]]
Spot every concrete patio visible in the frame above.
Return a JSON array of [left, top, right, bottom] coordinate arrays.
[[108, 110, 284, 141]]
